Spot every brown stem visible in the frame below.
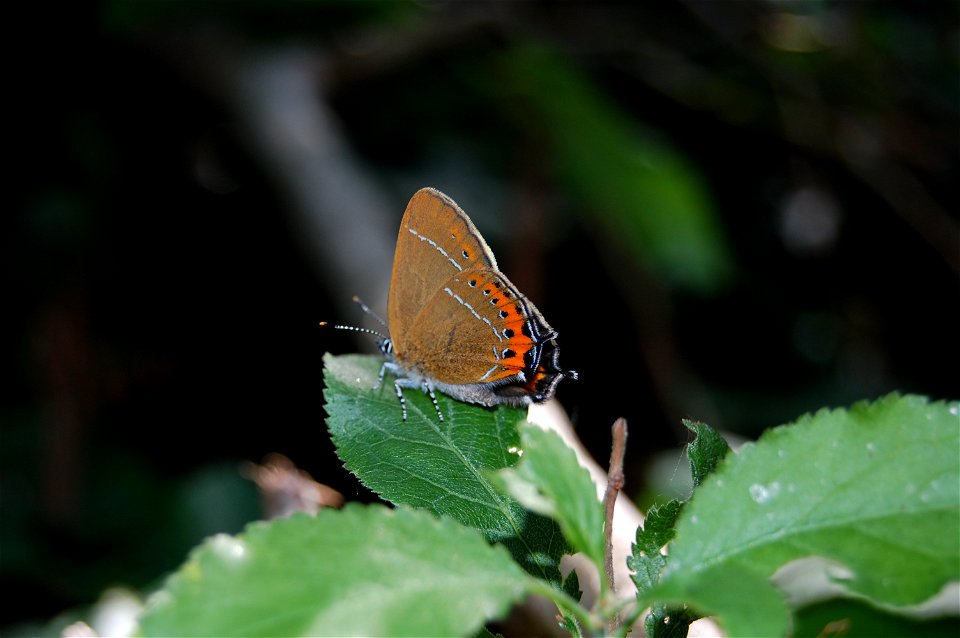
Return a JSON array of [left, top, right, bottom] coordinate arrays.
[[603, 417, 628, 633]]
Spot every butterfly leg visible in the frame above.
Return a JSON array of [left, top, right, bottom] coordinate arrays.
[[421, 382, 444, 423], [377, 361, 410, 421], [391, 377, 444, 422], [374, 361, 389, 391], [392, 379, 408, 421]]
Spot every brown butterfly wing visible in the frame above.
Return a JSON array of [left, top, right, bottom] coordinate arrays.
[[398, 268, 550, 388], [387, 188, 498, 357]]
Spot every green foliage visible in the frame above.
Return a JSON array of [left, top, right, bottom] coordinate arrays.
[[132, 357, 958, 638], [494, 421, 606, 633], [323, 353, 567, 583], [627, 419, 724, 638], [139, 505, 530, 637], [645, 395, 960, 636], [682, 419, 731, 488], [793, 598, 960, 637], [628, 499, 682, 598], [495, 422, 606, 571], [495, 45, 735, 293]]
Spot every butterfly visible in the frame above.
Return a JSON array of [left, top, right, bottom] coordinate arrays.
[[326, 188, 576, 421]]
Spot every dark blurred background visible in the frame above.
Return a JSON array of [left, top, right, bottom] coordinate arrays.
[[3, 0, 958, 631]]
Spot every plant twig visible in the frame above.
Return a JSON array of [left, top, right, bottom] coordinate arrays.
[[603, 417, 628, 633]]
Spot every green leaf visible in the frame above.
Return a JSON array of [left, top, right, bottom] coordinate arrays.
[[139, 505, 531, 637], [649, 394, 960, 636], [643, 604, 699, 638], [628, 500, 694, 638], [628, 499, 683, 597], [793, 598, 960, 637], [653, 564, 792, 637], [553, 574, 586, 638], [682, 420, 731, 488], [323, 354, 567, 584], [495, 423, 606, 570]]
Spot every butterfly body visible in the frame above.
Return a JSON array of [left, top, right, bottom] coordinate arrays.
[[378, 188, 576, 418]]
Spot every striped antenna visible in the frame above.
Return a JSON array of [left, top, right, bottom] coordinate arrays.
[[318, 322, 388, 342], [319, 296, 390, 342]]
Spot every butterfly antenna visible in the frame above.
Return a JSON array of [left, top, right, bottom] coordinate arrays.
[[318, 322, 389, 342], [351, 296, 387, 329]]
